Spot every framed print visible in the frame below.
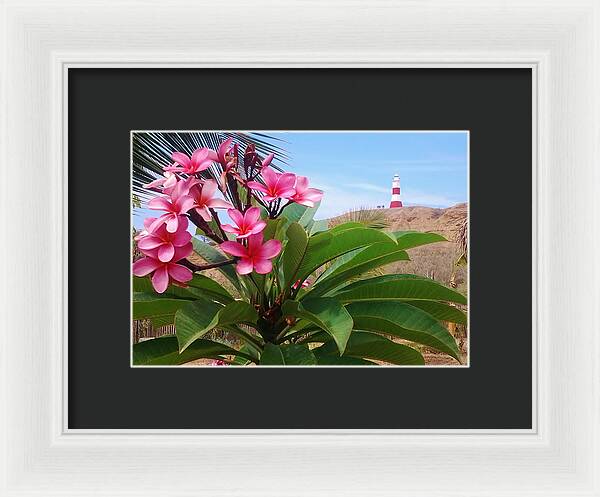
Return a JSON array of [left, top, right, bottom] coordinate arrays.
[[2, 0, 599, 496]]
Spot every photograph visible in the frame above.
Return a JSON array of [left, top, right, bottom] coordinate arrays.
[[131, 131, 469, 367]]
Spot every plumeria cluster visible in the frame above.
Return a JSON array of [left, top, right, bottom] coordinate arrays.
[[133, 137, 323, 293]]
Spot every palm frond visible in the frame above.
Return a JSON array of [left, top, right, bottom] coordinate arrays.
[[132, 131, 288, 202], [329, 207, 392, 231]]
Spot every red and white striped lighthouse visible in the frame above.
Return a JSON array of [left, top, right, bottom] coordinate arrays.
[[389, 174, 403, 208]]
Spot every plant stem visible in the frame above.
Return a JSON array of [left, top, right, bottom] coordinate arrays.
[[209, 209, 228, 240], [187, 210, 223, 244]]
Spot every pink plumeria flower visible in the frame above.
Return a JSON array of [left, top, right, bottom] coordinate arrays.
[[132, 243, 193, 294], [143, 171, 178, 193], [134, 217, 156, 241], [246, 167, 296, 202], [220, 232, 282, 275], [165, 148, 213, 175], [260, 152, 274, 169], [221, 207, 267, 239], [147, 191, 195, 233], [290, 176, 323, 207], [137, 219, 192, 263], [188, 179, 233, 222], [208, 137, 234, 165]]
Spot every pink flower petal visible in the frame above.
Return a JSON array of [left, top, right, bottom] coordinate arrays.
[[171, 229, 192, 246], [276, 188, 296, 199], [158, 243, 175, 262], [221, 224, 240, 235], [175, 195, 195, 214], [261, 167, 278, 187], [235, 258, 254, 275], [168, 263, 193, 283], [261, 153, 274, 168], [137, 236, 163, 250], [294, 176, 309, 193], [244, 207, 261, 226], [277, 173, 297, 191], [253, 259, 273, 274], [246, 182, 268, 194], [148, 214, 170, 233], [217, 138, 233, 162], [206, 198, 233, 210], [228, 209, 245, 227], [200, 179, 218, 200], [171, 152, 191, 168], [132, 257, 162, 276], [259, 239, 282, 259], [173, 243, 193, 261], [143, 177, 166, 189], [196, 206, 212, 221], [191, 148, 209, 167], [249, 220, 267, 235], [293, 199, 315, 207], [165, 214, 179, 233], [151, 266, 170, 293], [220, 241, 248, 258], [148, 197, 173, 212]]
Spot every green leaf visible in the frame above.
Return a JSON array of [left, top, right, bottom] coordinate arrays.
[[175, 300, 258, 352], [282, 201, 320, 228], [186, 274, 234, 304], [281, 222, 309, 287], [393, 231, 447, 249], [133, 335, 247, 365], [308, 243, 410, 297], [133, 276, 197, 299], [406, 301, 467, 325], [333, 274, 467, 305], [132, 292, 192, 323], [191, 237, 240, 290], [295, 227, 396, 284], [310, 219, 329, 235], [314, 331, 424, 365], [260, 343, 317, 365], [282, 298, 353, 355], [347, 301, 461, 361]]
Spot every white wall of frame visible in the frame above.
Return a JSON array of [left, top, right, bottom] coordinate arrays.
[[1, 0, 599, 495]]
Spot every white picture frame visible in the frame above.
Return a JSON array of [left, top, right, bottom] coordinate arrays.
[[1, 0, 598, 495]]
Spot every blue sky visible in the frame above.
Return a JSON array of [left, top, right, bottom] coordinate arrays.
[[271, 131, 468, 219], [133, 131, 468, 228]]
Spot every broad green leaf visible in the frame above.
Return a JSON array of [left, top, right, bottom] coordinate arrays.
[[133, 276, 197, 299], [407, 300, 467, 325], [176, 300, 258, 352], [186, 274, 234, 304], [328, 222, 364, 233], [347, 301, 461, 361], [133, 335, 249, 365], [333, 275, 467, 305], [308, 243, 410, 297], [310, 219, 329, 235], [281, 222, 309, 287], [191, 237, 240, 290], [282, 201, 321, 228], [393, 231, 447, 249], [295, 227, 396, 284], [133, 292, 192, 322], [260, 343, 317, 365], [282, 298, 353, 355], [314, 331, 424, 365]]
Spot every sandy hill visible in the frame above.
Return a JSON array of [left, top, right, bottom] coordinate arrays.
[[332, 203, 468, 292]]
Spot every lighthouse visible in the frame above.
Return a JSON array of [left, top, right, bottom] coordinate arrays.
[[389, 174, 403, 208]]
